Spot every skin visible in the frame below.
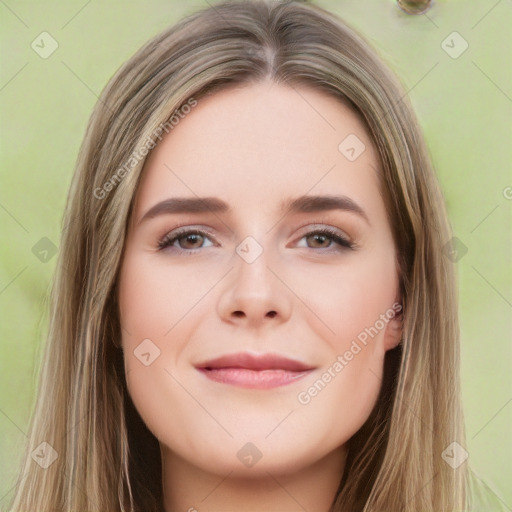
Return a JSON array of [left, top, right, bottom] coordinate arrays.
[[118, 79, 402, 512]]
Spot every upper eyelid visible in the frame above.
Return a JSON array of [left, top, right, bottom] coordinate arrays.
[[294, 223, 351, 239], [159, 226, 218, 248], [163, 223, 349, 238]]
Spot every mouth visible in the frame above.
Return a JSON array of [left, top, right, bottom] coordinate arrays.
[[195, 352, 315, 389]]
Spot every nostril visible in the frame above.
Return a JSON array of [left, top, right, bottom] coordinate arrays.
[[267, 311, 277, 318]]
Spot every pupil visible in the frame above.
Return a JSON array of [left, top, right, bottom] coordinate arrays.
[[185, 234, 201, 247], [313, 234, 327, 247]]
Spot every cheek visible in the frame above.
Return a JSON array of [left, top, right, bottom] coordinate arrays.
[[290, 248, 398, 353], [295, 357, 384, 456], [123, 360, 225, 466], [118, 254, 181, 439], [290, 245, 397, 425], [118, 253, 178, 339], [118, 251, 217, 346], [118, 252, 231, 454]]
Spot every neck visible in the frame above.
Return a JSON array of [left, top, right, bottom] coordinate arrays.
[[161, 445, 346, 512]]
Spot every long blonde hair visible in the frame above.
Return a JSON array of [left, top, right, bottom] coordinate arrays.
[[9, 1, 467, 510]]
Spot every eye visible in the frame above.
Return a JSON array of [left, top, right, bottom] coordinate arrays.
[[157, 225, 354, 254], [157, 228, 215, 253], [296, 227, 354, 251]]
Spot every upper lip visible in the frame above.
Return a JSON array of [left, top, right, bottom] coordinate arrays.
[[196, 352, 314, 372]]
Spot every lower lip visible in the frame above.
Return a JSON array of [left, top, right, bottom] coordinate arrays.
[[198, 368, 312, 389]]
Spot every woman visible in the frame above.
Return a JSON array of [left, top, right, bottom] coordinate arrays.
[[9, 0, 470, 510]]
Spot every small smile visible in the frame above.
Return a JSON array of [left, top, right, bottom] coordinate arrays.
[[195, 352, 315, 389]]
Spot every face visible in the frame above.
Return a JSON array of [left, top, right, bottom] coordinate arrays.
[[118, 80, 402, 478]]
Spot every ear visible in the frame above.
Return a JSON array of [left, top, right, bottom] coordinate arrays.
[[383, 302, 403, 351]]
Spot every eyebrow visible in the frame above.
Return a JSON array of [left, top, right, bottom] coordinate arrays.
[[137, 194, 370, 225], [282, 195, 370, 224]]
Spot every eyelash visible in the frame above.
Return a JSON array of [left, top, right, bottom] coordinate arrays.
[[157, 226, 354, 254]]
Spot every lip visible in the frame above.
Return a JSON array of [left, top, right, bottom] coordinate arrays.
[[195, 352, 315, 389]]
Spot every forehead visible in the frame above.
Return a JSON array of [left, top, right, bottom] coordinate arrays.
[[133, 80, 381, 221]]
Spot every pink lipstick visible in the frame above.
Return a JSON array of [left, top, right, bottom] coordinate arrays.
[[196, 352, 314, 389]]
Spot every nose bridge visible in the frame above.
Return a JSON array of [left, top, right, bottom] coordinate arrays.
[[217, 232, 291, 325], [233, 234, 276, 300]]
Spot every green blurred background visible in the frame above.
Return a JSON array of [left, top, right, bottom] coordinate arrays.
[[1, 0, 511, 508]]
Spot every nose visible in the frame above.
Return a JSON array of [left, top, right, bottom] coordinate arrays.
[[216, 241, 292, 329]]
